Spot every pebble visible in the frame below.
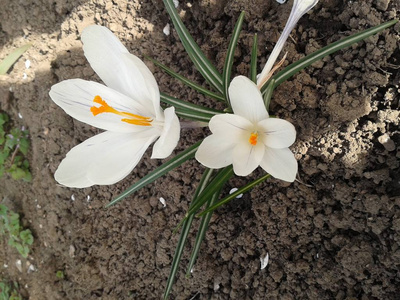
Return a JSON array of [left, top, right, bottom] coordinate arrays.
[[378, 134, 396, 151]]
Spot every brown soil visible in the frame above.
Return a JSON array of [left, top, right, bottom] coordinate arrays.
[[1, 0, 400, 299]]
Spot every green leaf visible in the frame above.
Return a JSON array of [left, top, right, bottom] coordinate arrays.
[[198, 173, 271, 216], [160, 92, 221, 116], [5, 135, 18, 150], [15, 243, 29, 258], [147, 57, 225, 102], [163, 168, 214, 300], [186, 166, 234, 217], [0, 44, 32, 75], [20, 229, 33, 245], [222, 11, 245, 104], [186, 186, 222, 277], [106, 141, 201, 207], [174, 109, 215, 123], [263, 79, 275, 112], [18, 138, 29, 156], [0, 204, 8, 216], [261, 19, 398, 93], [163, 0, 223, 94], [250, 34, 258, 83]]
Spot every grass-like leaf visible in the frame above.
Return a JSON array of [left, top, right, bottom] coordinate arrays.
[[263, 79, 275, 112], [106, 141, 201, 207], [174, 109, 215, 123], [222, 11, 245, 104], [148, 56, 225, 102], [160, 92, 221, 116], [185, 186, 222, 277], [185, 166, 234, 217], [261, 19, 398, 93], [250, 34, 258, 83], [163, 168, 214, 300], [0, 44, 31, 75], [163, 0, 223, 94], [198, 173, 271, 217]]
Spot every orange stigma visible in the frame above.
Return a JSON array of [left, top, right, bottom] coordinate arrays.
[[90, 95, 152, 126], [249, 132, 258, 146]]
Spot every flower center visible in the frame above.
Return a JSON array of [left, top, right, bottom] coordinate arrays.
[[90, 95, 152, 126], [249, 132, 258, 146]]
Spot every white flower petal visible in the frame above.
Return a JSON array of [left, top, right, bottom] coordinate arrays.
[[260, 147, 298, 182], [228, 76, 269, 124], [152, 107, 180, 159], [55, 130, 159, 188], [257, 0, 319, 85], [209, 113, 253, 137], [50, 79, 152, 133], [232, 140, 265, 176], [195, 133, 236, 169], [87, 131, 159, 185], [258, 118, 296, 149], [81, 25, 160, 117]]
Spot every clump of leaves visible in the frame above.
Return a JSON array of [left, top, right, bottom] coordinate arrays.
[[0, 280, 23, 300], [0, 204, 34, 258], [0, 112, 31, 182]]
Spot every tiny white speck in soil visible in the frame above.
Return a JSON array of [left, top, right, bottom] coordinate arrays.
[[159, 197, 166, 207], [25, 59, 31, 69], [260, 253, 269, 269], [163, 23, 170, 36], [229, 188, 243, 198]]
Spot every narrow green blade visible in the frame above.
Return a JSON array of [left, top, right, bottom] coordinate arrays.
[[261, 19, 398, 93], [0, 44, 32, 75], [186, 187, 222, 277], [263, 79, 275, 112], [163, 168, 214, 300], [250, 34, 258, 83], [163, 0, 223, 94], [106, 142, 201, 207], [175, 109, 215, 123], [198, 173, 271, 216], [222, 11, 245, 104], [160, 92, 221, 116], [186, 166, 234, 217], [147, 56, 224, 102]]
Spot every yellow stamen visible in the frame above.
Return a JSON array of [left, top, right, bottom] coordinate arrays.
[[249, 132, 258, 146], [90, 95, 152, 126]]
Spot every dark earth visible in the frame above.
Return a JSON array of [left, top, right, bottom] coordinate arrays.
[[1, 0, 400, 299]]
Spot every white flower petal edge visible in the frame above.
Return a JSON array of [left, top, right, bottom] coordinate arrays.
[[55, 131, 159, 188], [152, 107, 180, 159], [50, 25, 180, 188], [229, 76, 268, 124], [195, 76, 297, 182]]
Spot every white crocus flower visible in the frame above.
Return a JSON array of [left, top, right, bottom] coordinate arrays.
[[195, 76, 297, 182], [257, 0, 319, 87], [49, 25, 180, 188]]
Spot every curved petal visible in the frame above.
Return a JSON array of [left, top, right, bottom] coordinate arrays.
[[55, 130, 159, 188], [260, 147, 298, 182], [195, 133, 237, 169], [152, 107, 181, 159], [232, 141, 265, 176], [209, 113, 254, 137], [81, 25, 160, 117], [228, 76, 268, 123], [258, 118, 296, 149], [50, 79, 152, 133]]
